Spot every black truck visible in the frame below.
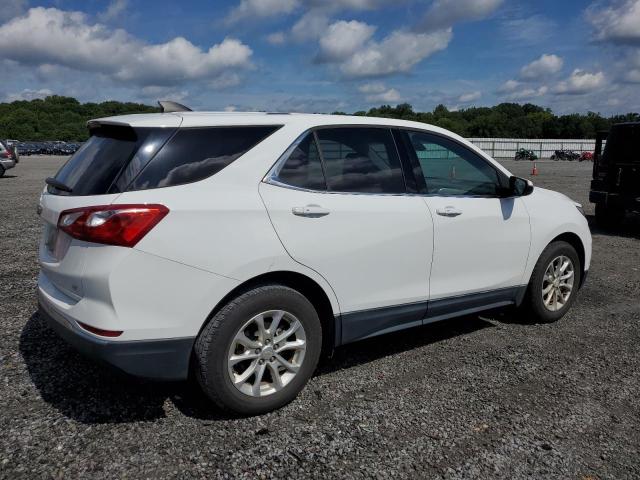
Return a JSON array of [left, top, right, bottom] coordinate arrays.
[[590, 122, 640, 227]]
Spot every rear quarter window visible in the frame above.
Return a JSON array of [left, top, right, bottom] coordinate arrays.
[[128, 126, 281, 191]]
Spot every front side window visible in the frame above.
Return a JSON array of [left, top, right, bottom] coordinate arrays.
[[273, 133, 326, 190], [316, 127, 405, 194], [404, 131, 501, 196]]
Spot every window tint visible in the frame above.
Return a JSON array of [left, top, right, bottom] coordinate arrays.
[[316, 128, 405, 194], [405, 131, 500, 196], [51, 126, 171, 196], [129, 126, 281, 191], [274, 133, 326, 190]]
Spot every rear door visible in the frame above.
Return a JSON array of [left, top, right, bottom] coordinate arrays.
[[260, 127, 434, 343]]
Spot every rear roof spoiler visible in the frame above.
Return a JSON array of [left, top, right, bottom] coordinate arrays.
[[158, 100, 192, 113]]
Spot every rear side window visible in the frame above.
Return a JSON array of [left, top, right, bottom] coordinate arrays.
[[129, 126, 281, 190], [273, 133, 326, 190], [315, 128, 405, 194]]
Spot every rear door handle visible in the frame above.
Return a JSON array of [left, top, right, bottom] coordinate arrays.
[[292, 204, 331, 218], [436, 206, 462, 217]]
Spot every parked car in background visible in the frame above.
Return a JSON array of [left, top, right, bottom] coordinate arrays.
[[0, 140, 18, 176], [37, 109, 592, 415], [14, 141, 82, 156], [590, 122, 640, 227]]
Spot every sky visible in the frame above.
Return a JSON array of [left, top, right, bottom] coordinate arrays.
[[0, 0, 639, 114]]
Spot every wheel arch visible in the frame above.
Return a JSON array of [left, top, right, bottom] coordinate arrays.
[[197, 270, 338, 357], [545, 232, 587, 288]]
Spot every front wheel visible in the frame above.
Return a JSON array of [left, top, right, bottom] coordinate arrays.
[[520, 241, 581, 323], [194, 285, 322, 415]]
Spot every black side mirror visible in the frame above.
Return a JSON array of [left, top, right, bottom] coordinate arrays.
[[509, 176, 534, 196]]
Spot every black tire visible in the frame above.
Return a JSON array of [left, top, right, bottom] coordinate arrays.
[[194, 285, 322, 415], [0, 165, 5, 177], [595, 202, 625, 229], [520, 241, 581, 323]]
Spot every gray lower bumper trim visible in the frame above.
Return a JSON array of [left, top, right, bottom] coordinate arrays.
[[39, 303, 194, 381]]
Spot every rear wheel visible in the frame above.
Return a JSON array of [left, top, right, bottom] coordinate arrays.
[[595, 202, 625, 228], [521, 241, 581, 323], [194, 285, 322, 415], [0, 165, 5, 177]]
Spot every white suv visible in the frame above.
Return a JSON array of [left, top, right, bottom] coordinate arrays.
[[38, 110, 591, 415]]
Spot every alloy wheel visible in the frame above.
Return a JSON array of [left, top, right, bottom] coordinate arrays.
[[541, 255, 575, 312], [227, 310, 307, 397]]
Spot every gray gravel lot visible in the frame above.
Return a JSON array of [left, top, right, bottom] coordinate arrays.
[[1, 156, 639, 479]]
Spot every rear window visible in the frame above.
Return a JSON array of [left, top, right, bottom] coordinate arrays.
[[129, 126, 280, 191], [50, 125, 280, 195], [51, 125, 172, 196]]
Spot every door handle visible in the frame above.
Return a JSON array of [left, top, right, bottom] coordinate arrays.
[[436, 206, 462, 217], [292, 204, 331, 218]]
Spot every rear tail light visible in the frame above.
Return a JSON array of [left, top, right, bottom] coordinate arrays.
[[58, 204, 169, 247], [0, 151, 10, 158]]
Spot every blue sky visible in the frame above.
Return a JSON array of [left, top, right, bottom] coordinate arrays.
[[0, 0, 639, 114]]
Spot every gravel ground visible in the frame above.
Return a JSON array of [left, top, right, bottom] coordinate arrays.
[[1, 156, 639, 479]]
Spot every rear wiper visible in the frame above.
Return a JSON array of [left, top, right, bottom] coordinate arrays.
[[45, 177, 73, 193]]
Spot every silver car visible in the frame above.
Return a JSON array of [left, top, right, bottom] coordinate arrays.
[[0, 140, 18, 176]]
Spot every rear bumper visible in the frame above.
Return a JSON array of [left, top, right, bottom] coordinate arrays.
[[38, 292, 194, 381], [0, 159, 16, 170]]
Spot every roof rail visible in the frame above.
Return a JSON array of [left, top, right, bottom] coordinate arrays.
[[158, 100, 192, 113]]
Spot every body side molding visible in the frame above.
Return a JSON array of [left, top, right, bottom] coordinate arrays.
[[337, 286, 527, 346]]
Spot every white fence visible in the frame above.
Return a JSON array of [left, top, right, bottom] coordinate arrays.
[[467, 138, 599, 159]]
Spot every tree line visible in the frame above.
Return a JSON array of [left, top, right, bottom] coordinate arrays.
[[0, 95, 638, 141]]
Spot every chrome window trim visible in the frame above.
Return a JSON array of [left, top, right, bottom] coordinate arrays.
[[262, 123, 510, 199]]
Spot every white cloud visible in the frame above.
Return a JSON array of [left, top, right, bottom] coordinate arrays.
[[500, 14, 556, 45], [588, 0, 640, 45], [140, 86, 189, 103], [0, 0, 27, 22], [339, 28, 452, 78], [504, 85, 548, 101], [224, 105, 238, 112], [266, 31, 286, 45], [498, 79, 521, 93], [4, 88, 52, 102], [520, 54, 563, 80], [458, 91, 481, 103], [552, 69, 606, 95], [226, 0, 298, 23], [417, 0, 503, 31], [318, 20, 376, 61], [98, 0, 128, 22], [291, 11, 330, 41], [358, 83, 400, 103], [0, 8, 253, 87], [306, 0, 391, 9]]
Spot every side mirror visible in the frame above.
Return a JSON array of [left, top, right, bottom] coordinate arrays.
[[509, 176, 534, 196]]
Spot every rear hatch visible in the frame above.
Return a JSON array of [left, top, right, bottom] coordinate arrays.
[[39, 117, 181, 300]]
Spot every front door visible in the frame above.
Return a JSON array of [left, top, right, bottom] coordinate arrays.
[[399, 129, 531, 309]]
